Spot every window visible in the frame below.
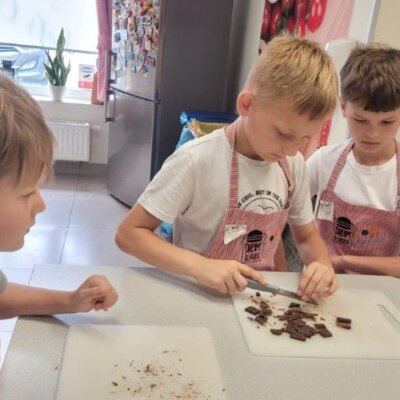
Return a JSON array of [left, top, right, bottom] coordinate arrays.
[[0, 0, 98, 99]]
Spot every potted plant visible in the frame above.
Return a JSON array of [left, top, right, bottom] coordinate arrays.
[[44, 28, 71, 101]]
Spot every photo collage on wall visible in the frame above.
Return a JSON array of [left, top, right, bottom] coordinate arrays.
[[112, 0, 160, 77]]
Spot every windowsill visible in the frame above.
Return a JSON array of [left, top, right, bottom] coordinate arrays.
[[33, 94, 100, 106]]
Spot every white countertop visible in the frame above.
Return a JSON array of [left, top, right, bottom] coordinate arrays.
[[0, 265, 399, 399]]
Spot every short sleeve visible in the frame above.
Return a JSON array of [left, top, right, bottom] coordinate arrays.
[[138, 148, 195, 223], [287, 154, 314, 226], [0, 270, 7, 293]]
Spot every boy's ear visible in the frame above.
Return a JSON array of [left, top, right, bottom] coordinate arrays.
[[339, 96, 347, 117], [236, 91, 254, 116]]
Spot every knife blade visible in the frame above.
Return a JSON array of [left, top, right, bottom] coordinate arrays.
[[247, 279, 318, 306]]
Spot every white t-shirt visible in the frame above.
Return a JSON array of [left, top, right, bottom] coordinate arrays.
[[0, 270, 7, 293], [139, 128, 313, 254], [306, 139, 398, 212]]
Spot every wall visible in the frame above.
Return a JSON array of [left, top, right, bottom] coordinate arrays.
[[373, 0, 400, 48], [225, 0, 264, 112], [38, 99, 109, 164]]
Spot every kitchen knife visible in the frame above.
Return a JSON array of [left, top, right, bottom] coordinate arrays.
[[247, 279, 318, 306]]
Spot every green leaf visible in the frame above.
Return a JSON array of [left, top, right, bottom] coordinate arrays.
[[43, 27, 70, 86]]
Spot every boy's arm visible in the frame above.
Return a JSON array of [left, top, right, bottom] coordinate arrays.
[[116, 203, 267, 293], [0, 275, 118, 319], [332, 254, 400, 277], [291, 221, 338, 301]]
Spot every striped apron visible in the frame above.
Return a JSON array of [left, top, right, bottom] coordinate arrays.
[[316, 140, 400, 273], [204, 123, 293, 270]]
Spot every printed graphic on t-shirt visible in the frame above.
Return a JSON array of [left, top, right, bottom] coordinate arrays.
[[238, 190, 284, 213]]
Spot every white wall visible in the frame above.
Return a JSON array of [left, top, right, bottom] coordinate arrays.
[[37, 99, 109, 164], [373, 0, 400, 48], [225, 0, 264, 111]]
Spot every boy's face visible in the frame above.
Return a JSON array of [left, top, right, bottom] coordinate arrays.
[[0, 174, 46, 251], [239, 94, 327, 162], [341, 100, 400, 158]]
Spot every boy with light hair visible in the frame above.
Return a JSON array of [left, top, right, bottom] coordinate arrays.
[[117, 36, 339, 302], [0, 74, 118, 318]]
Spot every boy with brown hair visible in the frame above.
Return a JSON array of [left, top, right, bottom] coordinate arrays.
[[0, 74, 118, 318], [116, 36, 339, 302], [307, 43, 400, 276]]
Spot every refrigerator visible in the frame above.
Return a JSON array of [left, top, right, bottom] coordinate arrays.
[[106, 0, 235, 207]]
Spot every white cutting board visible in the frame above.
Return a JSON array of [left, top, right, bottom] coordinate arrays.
[[232, 287, 400, 359], [56, 325, 227, 400]]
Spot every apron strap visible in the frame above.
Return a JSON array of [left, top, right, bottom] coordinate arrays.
[[277, 157, 294, 207], [226, 123, 239, 209], [326, 140, 354, 192], [226, 122, 294, 209]]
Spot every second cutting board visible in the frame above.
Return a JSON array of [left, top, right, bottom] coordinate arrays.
[[56, 325, 227, 400]]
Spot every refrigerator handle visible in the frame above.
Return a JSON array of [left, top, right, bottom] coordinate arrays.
[[105, 89, 116, 122], [107, 50, 116, 84]]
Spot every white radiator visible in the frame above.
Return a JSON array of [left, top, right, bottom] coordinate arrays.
[[48, 121, 90, 162]]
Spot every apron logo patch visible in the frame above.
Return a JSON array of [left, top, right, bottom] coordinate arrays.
[[333, 216, 354, 247], [243, 230, 264, 263]]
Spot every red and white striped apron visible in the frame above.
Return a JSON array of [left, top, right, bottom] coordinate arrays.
[[203, 123, 293, 270], [316, 140, 400, 273]]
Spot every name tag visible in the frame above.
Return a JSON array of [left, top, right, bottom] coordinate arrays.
[[224, 224, 247, 245], [317, 200, 334, 222]]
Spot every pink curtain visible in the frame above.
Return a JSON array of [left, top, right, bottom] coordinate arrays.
[[96, 0, 112, 103]]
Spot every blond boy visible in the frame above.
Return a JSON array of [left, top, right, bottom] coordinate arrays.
[[0, 74, 118, 318], [117, 36, 339, 301]]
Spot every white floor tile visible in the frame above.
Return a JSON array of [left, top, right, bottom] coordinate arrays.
[[36, 190, 75, 228], [69, 192, 129, 229], [61, 227, 148, 268], [76, 174, 108, 193], [0, 227, 67, 269], [42, 173, 79, 191]]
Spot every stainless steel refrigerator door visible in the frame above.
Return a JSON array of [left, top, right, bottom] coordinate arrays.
[[107, 88, 156, 207]]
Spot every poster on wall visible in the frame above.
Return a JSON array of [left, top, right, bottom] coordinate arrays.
[[260, 0, 355, 49], [259, 0, 356, 157]]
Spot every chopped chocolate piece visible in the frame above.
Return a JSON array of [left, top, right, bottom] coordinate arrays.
[[285, 324, 297, 334], [256, 292, 261, 297], [301, 325, 318, 338], [245, 306, 260, 316], [319, 328, 333, 338], [290, 332, 306, 341], [314, 323, 327, 330], [260, 300, 269, 309], [336, 322, 352, 330], [255, 315, 267, 325], [291, 319, 306, 327], [336, 317, 352, 324], [289, 302, 301, 308], [270, 328, 285, 336]]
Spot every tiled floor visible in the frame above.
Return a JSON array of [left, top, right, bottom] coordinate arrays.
[[0, 166, 148, 368]]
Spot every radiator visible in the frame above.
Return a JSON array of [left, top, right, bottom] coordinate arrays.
[[48, 121, 90, 162]]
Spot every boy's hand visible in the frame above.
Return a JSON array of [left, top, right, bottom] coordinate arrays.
[[297, 262, 338, 302], [192, 259, 267, 294], [69, 275, 119, 312]]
